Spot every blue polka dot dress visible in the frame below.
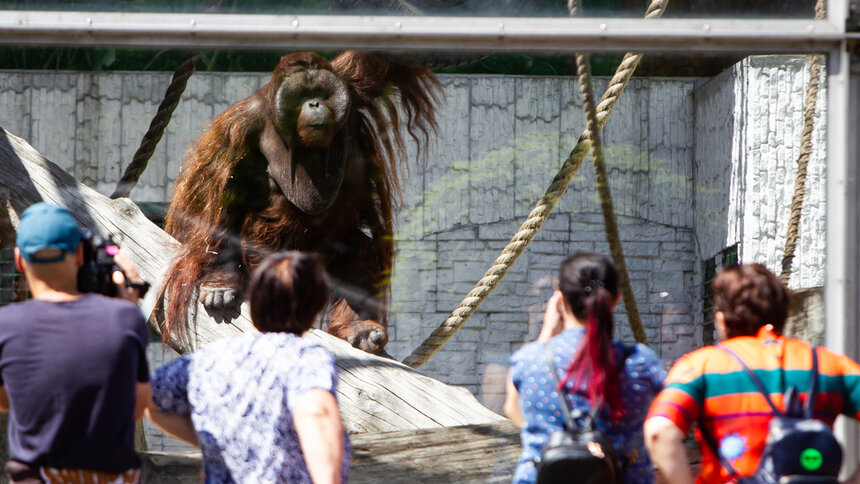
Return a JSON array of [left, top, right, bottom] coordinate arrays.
[[509, 327, 666, 484]]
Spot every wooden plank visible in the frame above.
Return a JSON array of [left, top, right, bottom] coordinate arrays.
[[139, 420, 521, 484], [0, 127, 504, 435], [349, 420, 520, 484], [139, 451, 202, 484]]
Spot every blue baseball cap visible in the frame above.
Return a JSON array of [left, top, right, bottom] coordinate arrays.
[[16, 203, 83, 263]]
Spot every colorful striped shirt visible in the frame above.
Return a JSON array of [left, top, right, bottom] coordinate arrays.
[[647, 325, 860, 482]]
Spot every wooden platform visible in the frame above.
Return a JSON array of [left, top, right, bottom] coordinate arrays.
[[140, 420, 521, 484]]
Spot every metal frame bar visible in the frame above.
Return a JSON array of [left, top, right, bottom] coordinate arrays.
[[825, 0, 860, 472], [0, 11, 851, 53], [826, 40, 860, 477]]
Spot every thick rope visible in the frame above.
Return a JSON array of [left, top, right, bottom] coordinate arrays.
[[110, 50, 201, 199], [568, 0, 646, 343], [111, 0, 221, 199], [402, 0, 669, 369], [780, 0, 825, 284]]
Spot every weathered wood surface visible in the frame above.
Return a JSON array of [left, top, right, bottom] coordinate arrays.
[[140, 452, 202, 484], [140, 420, 521, 484], [349, 420, 520, 483], [0, 127, 504, 434]]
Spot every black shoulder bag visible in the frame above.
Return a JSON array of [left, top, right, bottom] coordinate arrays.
[[699, 345, 842, 484], [536, 343, 623, 484]]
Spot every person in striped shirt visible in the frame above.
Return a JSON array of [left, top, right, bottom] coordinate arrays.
[[643, 263, 860, 483]]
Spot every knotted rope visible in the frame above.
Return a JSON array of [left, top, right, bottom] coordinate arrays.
[[403, 0, 669, 369], [780, 0, 825, 285], [568, 0, 646, 344], [109, 1, 225, 199], [111, 50, 200, 199]]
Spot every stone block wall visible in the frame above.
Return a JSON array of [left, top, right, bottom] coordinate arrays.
[[692, 55, 827, 337], [386, 74, 701, 406], [0, 70, 265, 201], [693, 55, 826, 289], [391, 213, 699, 409]]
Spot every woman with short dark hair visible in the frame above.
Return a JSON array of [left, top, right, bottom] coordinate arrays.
[[146, 251, 350, 484], [504, 251, 666, 484], [249, 251, 332, 334], [645, 263, 860, 483]]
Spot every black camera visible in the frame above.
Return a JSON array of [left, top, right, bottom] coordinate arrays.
[[77, 231, 121, 297]]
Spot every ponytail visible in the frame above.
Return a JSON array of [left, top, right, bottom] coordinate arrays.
[[557, 252, 624, 421]]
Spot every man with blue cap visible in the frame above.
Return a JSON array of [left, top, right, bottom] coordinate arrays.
[[0, 202, 150, 484]]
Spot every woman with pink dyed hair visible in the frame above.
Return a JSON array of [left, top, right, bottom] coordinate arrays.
[[504, 251, 666, 484]]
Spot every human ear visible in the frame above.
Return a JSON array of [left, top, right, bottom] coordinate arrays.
[[555, 290, 571, 313], [715, 311, 727, 341], [13, 247, 23, 272], [75, 244, 84, 268]]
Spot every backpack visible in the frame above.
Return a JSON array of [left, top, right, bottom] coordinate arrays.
[[536, 343, 623, 484], [700, 345, 843, 484]]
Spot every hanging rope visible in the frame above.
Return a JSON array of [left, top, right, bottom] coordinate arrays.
[[110, 50, 201, 199], [780, 0, 825, 285], [111, 1, 223, 200], [402, 0, 669, 369], [568, 0, 646, 343]]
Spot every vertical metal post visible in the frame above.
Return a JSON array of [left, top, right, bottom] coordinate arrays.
[[825, 37, 860, 475]]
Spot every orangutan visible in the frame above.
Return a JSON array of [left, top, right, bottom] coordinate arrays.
[[159, 51, 440, 354]]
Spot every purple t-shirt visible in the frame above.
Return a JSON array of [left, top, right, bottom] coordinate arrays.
[[0, 294, 149, 472]]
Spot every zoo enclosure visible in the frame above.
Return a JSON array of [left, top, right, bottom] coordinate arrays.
[[0, 0, 859, 469]]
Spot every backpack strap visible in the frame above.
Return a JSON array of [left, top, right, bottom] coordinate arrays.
[[544, 342, 638, 470], [700, 342, 821, 478], [717, 345, 782, 415], [720, 343, 820, 418], [804, 346, 819, 419], [543, 342, 578, 430], [696, 343, 780, 480], [698, 420, 742, 479]]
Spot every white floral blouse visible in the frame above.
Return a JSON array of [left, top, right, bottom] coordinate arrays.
[[150, 332, 351, 484]]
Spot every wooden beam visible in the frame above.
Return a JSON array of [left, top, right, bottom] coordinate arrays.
[[0, 127, 504, 434], [140, 420, 521, 483], [349, 420, 520, 483]]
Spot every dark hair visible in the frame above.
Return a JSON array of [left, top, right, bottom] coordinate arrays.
[[711, 263, 790, 338], [557, 251, 623, 421], [248, 251, 329, 334]]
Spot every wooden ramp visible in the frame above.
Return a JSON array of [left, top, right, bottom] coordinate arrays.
[[140, 420, 521, 483], [0, 127, 504, 435]]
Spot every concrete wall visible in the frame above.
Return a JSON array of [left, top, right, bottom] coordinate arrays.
[[0, 56, 825, 422], [0, 70, 267, 201], [692, 55, 827, 290]]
